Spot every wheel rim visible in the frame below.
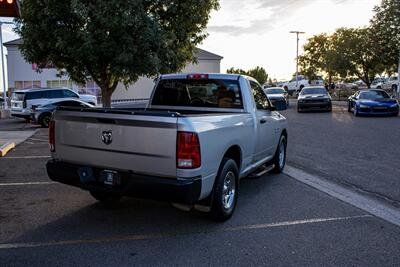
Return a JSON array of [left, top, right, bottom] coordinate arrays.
[[43, 116, 51, 127], [278, 139, 285, 168], [222, 171, 236, 210]]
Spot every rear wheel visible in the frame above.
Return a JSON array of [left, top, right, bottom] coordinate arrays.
[[210, 158, 239, 222], [90, 191, 121, 203], [271, 135, 287, 174], [39, 113, 52, 128], [348, 102, 352, 112]]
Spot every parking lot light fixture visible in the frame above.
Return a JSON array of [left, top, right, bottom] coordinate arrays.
[[290, 31, 305, 92], [0, 21, 14, 110]]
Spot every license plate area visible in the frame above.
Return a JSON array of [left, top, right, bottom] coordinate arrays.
[[100, 170, 121, 186]]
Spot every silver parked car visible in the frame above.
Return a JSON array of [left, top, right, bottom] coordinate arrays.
[[31, 99, 94, 127]]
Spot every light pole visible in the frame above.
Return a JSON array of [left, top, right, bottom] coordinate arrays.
[[290, 31, 305, 92], [0, 21, 14, 110]]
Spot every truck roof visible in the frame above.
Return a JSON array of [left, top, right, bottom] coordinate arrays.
[[160, 73, 243, 81]]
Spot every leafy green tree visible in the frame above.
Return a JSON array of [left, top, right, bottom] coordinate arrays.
[[15, 0, 219, 107], [371, 0, 400, 74], [226, 67, 247, 75], [299, 33, 337, 84], [247, 66, 268, 85], [330, 28, 384, 88], [226, 66, 268, 84], [299, 28, 384, 88]]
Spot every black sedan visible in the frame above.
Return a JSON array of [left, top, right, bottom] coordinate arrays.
[[31, 99, 94, 127], [297, 87, 332, 112], [263, 87, 289, 110]]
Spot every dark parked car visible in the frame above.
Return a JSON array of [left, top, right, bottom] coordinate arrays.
[[348, 89, 399, 117], [31, 99, 94, 127], [297, 87, 332, 112], [263, 87, 289, 110]]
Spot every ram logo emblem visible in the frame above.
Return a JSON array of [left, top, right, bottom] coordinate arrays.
[[101, 130, 113, 145]]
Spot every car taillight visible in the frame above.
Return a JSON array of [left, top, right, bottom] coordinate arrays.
[[49, 120, 55, 152], [177, 132, 201, 169], [187, 74, 209, 79]]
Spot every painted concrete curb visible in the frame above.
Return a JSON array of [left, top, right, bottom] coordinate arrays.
[[0, 142, 16, 157]]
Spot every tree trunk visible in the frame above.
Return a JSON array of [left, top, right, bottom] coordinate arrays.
[[101, 87, 113, 108], [99, 80, 119, 108]]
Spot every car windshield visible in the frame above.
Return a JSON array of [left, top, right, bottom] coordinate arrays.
[[300, 87, 327, 95], [265, 88, 285, 95], [152, 79, 243, 109], [359, 90, 390, 99]]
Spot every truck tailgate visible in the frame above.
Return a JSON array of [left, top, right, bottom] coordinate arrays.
[[53, 110, 178, 178]]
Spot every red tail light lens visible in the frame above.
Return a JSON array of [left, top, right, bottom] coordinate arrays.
[[49, 120, 55, 152], [187, 74, 209, 79], [177, 132, 201, 169]]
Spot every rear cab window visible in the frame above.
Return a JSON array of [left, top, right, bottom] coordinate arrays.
[[151, 78, 243, 109]]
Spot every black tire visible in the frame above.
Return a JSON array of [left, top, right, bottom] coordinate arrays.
[[327, 105, 332, 112], [271, 135, 287, 174], [297, 106, 302, 113], [210, 158, 239, 222], [90, 191, 121, 203], [348, 102, 352, 112], [39, 113, 52, 128], [353, 106, 359, 117]]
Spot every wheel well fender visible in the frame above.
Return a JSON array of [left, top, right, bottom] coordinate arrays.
[[222, 145, 242, 172]]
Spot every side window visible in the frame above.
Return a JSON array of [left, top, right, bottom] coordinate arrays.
[[250, 81, 270, 110], [63, 90, 79, 98], [43, 90, 63, 98], [26, 91, 44, 100]]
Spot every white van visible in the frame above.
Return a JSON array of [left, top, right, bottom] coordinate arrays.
[[11, 88, 97, 120]]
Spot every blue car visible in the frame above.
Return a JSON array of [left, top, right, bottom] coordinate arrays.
[[348, 89, 399, 116]]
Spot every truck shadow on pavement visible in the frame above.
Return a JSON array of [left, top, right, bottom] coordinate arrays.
[[4, 175, 287, 245]]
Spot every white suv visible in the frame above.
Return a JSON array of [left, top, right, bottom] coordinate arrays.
[[11, 88, 97, 120]]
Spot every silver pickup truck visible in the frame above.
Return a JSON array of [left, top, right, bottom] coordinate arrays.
[[47, 73, 288, 221]]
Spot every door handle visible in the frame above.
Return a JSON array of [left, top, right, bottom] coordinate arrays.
[[260, 117, 267, 124]]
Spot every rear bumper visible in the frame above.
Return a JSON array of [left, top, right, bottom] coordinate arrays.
[[46, 160, 202, 204]]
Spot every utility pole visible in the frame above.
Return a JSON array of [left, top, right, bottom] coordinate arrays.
[[0, 21, 14, 110], [290, 31, 305, 92]]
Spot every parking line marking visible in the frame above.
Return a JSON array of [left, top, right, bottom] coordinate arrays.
[[0, 182, 57, 186], [284, 165, 400, 227], [1, 156, 50, 159], [0, 215, 370, 250]]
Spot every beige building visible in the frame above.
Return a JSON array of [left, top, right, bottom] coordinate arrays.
[[4, 38, 223, 103]]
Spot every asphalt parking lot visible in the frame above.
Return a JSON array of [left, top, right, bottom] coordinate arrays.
[[1, 104, 400, 266]]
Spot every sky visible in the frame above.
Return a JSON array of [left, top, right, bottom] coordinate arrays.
[[200, 0, 380, 81], [1, 0, 380, 83]]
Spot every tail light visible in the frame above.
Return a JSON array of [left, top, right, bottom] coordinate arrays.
[[49, 120, 55, 152], [187, 74, 208, 79], [177, 132, 201, 169]]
